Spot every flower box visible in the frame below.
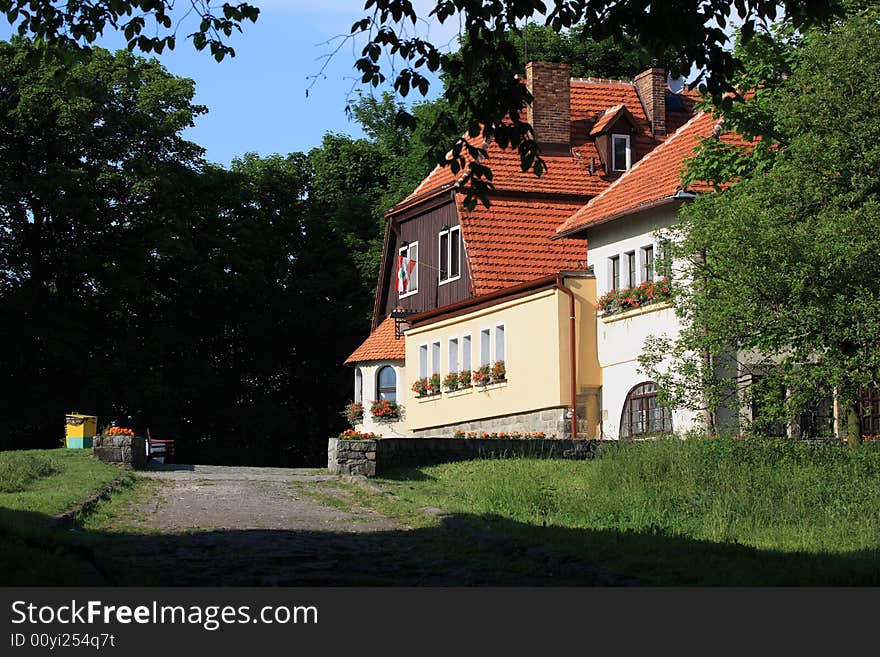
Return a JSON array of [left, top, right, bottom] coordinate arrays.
[[598, 277, 672, 316]]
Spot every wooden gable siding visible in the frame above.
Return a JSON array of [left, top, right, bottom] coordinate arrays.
[[381, 200, 473, 316]]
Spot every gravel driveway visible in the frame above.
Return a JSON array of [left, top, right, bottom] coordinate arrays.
[[95, 464, 624, 586]]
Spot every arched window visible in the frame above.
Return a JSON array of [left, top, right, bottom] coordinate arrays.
[[620, 382, 671, 439], [377, 366, 397, 402], [354, 367, 363, 403]]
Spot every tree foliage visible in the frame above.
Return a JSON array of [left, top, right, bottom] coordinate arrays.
[[0, 39, 367, 463], [640, 9, 880, 442]]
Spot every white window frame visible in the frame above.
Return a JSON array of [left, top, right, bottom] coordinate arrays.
[[398, 240, 419, 299], [479, 328, 491, 366], [641, 245, 655, 282], [612, 134, 631, 172], [626, 251, 637, 287], [431, 340, 441, 376], [461, 334, 472, 372], [494, 323, 506, 363], [608, 255, 620, 292], [438, 226, 461, 286], [448, 337, 459, 374], [418, 343, 428, 379]]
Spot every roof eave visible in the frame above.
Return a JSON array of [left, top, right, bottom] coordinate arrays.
[[553, 195, 687, 240]]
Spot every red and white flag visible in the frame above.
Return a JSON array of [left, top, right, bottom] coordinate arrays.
[[397, 255, 416, 294]]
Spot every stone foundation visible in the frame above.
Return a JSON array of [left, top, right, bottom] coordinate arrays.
[[411, 406, 574, 439], [328, 436, 598, 477], [93, 434, 147, 468]]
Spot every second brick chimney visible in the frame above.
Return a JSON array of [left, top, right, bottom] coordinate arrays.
[[634, 67, 667, 137], [526, 61, 571, 147]]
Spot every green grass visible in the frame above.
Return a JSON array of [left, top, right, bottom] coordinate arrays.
[[0, 449, 144, 585], [369, 437, 880, 584]]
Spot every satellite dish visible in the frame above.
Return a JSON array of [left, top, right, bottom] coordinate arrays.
[[667, 73, 685, 94]]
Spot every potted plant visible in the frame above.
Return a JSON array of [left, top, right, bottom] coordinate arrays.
[[370, 399, 401, 421], [338, 429, 381, 440], [342, 401, 364, 426], [412, 377, 429, 397], [443, 371, 459, 392], [491, 360, 506, 382], [473, 364, 492, 387], [458, 369, 472, 388], [427, 373, 441, 395]]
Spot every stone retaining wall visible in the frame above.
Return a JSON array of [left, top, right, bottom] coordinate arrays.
[[93, 434, 147, 468], [411, 406, 573, 439], [328, 437, 598, 477]]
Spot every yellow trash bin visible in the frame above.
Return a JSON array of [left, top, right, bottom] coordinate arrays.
[[66, 413, 97, 449]]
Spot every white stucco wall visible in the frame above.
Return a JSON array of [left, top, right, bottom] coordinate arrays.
[[351, 360, 411, 437], [586, 204, 701, 439]]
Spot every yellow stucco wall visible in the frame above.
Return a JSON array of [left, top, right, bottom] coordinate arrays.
[[403, 276, 600, 432]]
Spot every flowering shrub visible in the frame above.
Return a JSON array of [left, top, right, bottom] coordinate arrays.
[[473, 364, 492, 387], [598, 277, 671, 315], [491, 360, 506, 382], [443, 371, 459, 392], [105, 426, 134, 437], [458, 369, 472, 387], [370, 399, 401, 420], [342, 401, 364, 426], [338, 429, 381, 440]]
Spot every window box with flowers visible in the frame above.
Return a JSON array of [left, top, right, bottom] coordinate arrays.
[[342, 401, 364, 427], [338, 429, 381, 440], [370, 399, 401, 421], [412, 373, 442, 398], [598, 277, 672, 317]]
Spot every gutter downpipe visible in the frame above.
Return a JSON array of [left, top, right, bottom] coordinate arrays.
[[555, 275, 578, 440]]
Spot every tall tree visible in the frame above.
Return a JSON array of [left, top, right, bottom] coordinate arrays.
[[639, 8, 880, 445]]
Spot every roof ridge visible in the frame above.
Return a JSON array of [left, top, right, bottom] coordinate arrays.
[[570, 77, 634, 86]]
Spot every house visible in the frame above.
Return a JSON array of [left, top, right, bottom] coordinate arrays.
[[344, 61, 705, 439]]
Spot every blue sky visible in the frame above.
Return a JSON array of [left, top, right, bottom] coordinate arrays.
[[2, 1, 458, 166]]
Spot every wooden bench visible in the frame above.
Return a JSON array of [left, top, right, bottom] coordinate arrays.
[[146, 429, 176, 463]]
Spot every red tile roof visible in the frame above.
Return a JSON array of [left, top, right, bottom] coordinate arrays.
[[390, 79, 698, 213], [555, 111, 751, 236], [344, 316, 405, 365], [456, 196, 588, 294]]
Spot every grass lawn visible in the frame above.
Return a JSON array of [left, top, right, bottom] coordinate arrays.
[[0, 449, 143, 585], [368, 437, 880, 585]]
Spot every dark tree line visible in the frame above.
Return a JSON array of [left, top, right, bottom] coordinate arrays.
[[0, 24, 694, 463], [0, 39, 367, 464]]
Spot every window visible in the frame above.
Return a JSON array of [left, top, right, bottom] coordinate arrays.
[[462, 334, 472, 371], [626, 251, 636, 287], [398, 241, 419, 297], [641, 245, 654, 282], [448, 338, 459, 373], [439, 226, 461, 284], [431, 341, 441, 375], [354, 368, 363, 403], [798, 396, 834, 439], [418, 344, 428, 379], [658, 239, 672, 278], [612, 134, 631, 171], [620, 382, 672, 438], [480, 329, 491, 366], [495, 324, 505, 362], [377, 366, 397, 402], [609, 255, 620, 291]]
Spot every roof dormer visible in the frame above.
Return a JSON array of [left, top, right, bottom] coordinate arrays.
[[589, 104, 637, 176]]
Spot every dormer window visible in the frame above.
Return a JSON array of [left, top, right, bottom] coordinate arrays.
[[612, 134, 631, 171]]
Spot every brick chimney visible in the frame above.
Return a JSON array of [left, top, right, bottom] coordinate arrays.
[[634, 67, 667, 137], [525, 61, 571, 147]]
